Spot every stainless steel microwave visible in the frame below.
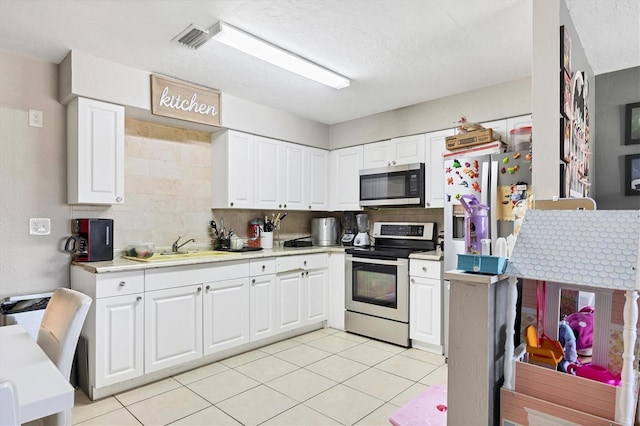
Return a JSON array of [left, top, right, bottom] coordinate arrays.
[[359, 163, 425, 207]]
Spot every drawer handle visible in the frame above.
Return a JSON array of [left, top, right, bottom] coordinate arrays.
[[136, 296, 142, 302], [119, 281, 126, 287], [206, 285, 210, 291]]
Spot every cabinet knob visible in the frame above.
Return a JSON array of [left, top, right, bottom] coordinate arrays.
[[411, 278, 415, 283], [252, 279, 256, 285], [230, 202, 234, 207], [279, 204, 282, 208], [284, 204, 287, 208], [136, 296, 142, 302], [306, 271, 309, 276], [392, 161, 396, 165], [422, 266, 427, 272], [119, 281, 126, 287], [387, 162, 391, 166], [206, 285, 210, 290], [303, 260, 307, 266], [309, 205, 312, 209], [197, 287, 202, 293], [116, 196, 123, 203], [301, 272, 304, 277], [262, 265, 266, 270]]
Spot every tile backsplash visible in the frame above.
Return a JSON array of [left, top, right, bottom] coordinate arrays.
[[72, 119, 444, 252]]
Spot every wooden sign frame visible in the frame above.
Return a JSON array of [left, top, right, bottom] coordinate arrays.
[[150, 74, 221, 126]]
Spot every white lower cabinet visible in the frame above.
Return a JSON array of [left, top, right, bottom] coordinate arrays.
[[203, 278, 250, 354], [409, 259, 444, 352], [276, 253, 329, 332], [250, 273, 277, 340], [94, 293, 144, 388], [145, 284, 203, 373], [275, 271, 305, 332]]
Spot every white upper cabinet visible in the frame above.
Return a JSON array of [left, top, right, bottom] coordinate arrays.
[[67, 97, 124, 204], [329, 145, 363, 211], [280, 142, 306, 210], [253, 136, 281, 209], [394, 134, 426, 165], [213, 130, 328, 211], [212, 130, 254, 209], [362, 135, 425, 169], [306, 147, 329, 210], [362, 139, 393, 169], [424, 129, 454, 208], [479, 119, 508, 144]]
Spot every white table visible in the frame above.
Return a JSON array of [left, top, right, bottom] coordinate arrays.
[[0, 325, 74, 424]]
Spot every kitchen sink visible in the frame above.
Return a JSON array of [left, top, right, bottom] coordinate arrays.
[[125, 250, 240, 262]]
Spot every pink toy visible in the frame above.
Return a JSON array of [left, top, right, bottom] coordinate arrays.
[[567, 364, 621, 386], [389, 385, 447, 426]]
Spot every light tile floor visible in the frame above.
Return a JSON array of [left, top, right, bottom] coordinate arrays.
[[72, 328, 447, 425]]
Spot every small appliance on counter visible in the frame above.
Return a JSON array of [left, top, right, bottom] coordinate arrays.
[[311, 217, 338, 246], [341, 212, 357, 246], [353, 213, 370, 247], [65, 218, 114, 262]]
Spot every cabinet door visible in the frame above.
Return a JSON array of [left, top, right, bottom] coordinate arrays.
[[203, 278, 250, 355], [95, 293, 144, 387], [329, 146, 363, 211], [68, 97, 124, 205], [306, 147, 329, 210], [227, 131, 254, 208], [280, 142, 306, 210], [409, 276, 442, 347], [305, 269, 328, 324], [394, 134, 426, 166], [254, 136, 280, 209], [363, 140, 393, 169], [275, 271, 304, 332], [480, 119, 508, 145], [250, 274, 277, 341], [425, 129, 453, 208], [145, 284, 203, 373]]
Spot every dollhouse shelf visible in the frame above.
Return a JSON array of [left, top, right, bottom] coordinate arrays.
[[502, 209, 640, 426]]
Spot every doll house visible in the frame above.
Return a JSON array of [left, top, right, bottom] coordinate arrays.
[[501, 209, 640, 425]]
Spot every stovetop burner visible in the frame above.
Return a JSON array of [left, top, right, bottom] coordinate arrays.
[[345, 221, 436, 260]]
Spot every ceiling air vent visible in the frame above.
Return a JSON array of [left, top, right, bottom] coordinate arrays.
[[172, 24, 212, 49]]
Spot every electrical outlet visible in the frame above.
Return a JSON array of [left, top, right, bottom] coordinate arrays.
[[29, 218, 51, 235], [29, 109, 43, 128]]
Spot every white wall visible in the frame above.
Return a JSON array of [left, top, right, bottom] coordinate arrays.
[[0, 50, 71, 298], [330, 77, 532, 149], [59, 50, 330, 149], [594, 67, 640, 209]]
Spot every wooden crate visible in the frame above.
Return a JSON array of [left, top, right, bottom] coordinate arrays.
[[445, 128, 493, 150]]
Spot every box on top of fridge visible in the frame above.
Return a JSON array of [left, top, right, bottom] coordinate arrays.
[[445, 128, 493, 150]]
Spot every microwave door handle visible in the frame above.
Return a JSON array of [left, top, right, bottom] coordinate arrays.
[[346, 256, 407, 267]]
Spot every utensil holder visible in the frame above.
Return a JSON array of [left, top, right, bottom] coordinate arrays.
[[260, 232, 273, 249]]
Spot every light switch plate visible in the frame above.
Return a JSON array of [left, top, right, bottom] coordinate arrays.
[[29, 218, 51, 235]]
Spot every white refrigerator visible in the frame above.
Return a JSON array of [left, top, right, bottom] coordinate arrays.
[[443, 145, 533, 272]]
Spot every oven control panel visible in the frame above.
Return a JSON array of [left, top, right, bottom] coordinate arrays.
[[372, 222, 436, 240]]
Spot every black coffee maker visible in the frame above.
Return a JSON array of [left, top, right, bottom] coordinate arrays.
[[65, 218, 114, 261], [341, 212, 357, 246]]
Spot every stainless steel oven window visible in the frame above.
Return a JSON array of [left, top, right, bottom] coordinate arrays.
[[352, 262, 397, 308], [345, 255, 409, 323]]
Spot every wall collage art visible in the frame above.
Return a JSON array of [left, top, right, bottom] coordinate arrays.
[[560, 25, 591, 198]]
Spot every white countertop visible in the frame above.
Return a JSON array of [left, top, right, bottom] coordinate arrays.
[[74, 246, 346, 273], [409, 249, 444, 261]]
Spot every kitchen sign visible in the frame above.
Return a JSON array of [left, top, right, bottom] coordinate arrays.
[[151, 74, 221, 126]]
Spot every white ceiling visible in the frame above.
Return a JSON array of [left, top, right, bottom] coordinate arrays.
[[0, 0, 637, 125]]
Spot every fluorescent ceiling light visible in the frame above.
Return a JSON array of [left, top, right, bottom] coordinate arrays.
[[210, 21, 350, 90]]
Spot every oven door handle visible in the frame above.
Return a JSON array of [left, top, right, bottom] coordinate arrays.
[[345, 255, 407, 267]]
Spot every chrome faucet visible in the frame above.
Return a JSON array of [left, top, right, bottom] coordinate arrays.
[[172, 236, 196, 253]]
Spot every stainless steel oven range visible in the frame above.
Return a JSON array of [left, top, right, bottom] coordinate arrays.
[[345, 222, 436, 347]]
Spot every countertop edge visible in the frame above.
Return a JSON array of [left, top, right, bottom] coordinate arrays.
[[409, 250, 444, 261], [75, 246, 346, 273]]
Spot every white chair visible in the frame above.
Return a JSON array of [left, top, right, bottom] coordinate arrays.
[[37, 288, 92, 426], [0, 379, 19, 426]]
